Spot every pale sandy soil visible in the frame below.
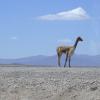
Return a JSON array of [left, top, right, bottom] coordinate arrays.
[[0, 66, 100, 100]]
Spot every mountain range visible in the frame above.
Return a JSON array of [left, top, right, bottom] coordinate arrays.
[[0, 54, 100, 67]]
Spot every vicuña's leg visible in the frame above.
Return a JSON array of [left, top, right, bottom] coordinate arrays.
[[69, 56, 71, 68], [57, 53, 62, 67], [64, 53, 68, 68]]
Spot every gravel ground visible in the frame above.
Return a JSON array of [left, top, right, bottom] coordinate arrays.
[[0, 66, 100, 100]]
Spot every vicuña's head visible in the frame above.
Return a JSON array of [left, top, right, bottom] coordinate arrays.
[[77, 36, 83, 42]]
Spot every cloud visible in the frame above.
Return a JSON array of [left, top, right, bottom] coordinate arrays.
[[57, 38, 73, 45], [37, 7, 90, 21], [58, 39, 72, 43], [11, 37, 17, 40]]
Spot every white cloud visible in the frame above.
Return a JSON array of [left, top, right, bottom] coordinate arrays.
[[58, 39, 72, 43], [38, 7, 89, 21], [57, 38, 73, 45], [11, 37, 17, 40]]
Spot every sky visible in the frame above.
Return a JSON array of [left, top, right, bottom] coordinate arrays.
[[0, 0, 100, 58]]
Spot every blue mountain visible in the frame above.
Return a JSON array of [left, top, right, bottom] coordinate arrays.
[[0, 54, 100, 67]]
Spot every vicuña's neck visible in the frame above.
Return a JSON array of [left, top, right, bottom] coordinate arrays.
[[74, 39, 79, 49]]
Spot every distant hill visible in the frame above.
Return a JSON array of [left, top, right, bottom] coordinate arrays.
[[0, 54, 100, 67]]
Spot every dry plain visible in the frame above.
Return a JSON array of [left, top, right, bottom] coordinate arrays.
[[0, 65, 100, 100]]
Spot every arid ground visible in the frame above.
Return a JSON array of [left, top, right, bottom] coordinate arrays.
[[0, 65, 100, 100]]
